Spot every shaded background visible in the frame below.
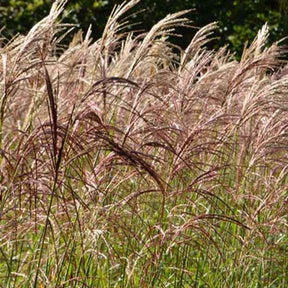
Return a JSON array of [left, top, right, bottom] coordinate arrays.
[[1, 0, 288, 57]]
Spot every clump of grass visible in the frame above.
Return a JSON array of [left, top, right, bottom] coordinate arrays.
[[0, 0, 287, 287]]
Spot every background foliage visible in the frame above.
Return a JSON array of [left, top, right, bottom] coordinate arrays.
[[1, 0, 288, 56]]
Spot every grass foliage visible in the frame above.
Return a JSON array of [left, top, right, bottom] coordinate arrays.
[[0, 0, 287, 287]]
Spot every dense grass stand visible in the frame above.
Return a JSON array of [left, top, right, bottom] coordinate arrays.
[[0, 0, 287, 287]]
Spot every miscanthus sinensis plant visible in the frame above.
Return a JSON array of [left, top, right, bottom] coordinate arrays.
[[0, 0, 287, 287]]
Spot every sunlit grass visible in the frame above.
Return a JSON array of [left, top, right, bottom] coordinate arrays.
[[0, 0, 287, 287]]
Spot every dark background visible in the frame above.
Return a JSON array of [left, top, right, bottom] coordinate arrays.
[[1, 0, 288, 57]]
